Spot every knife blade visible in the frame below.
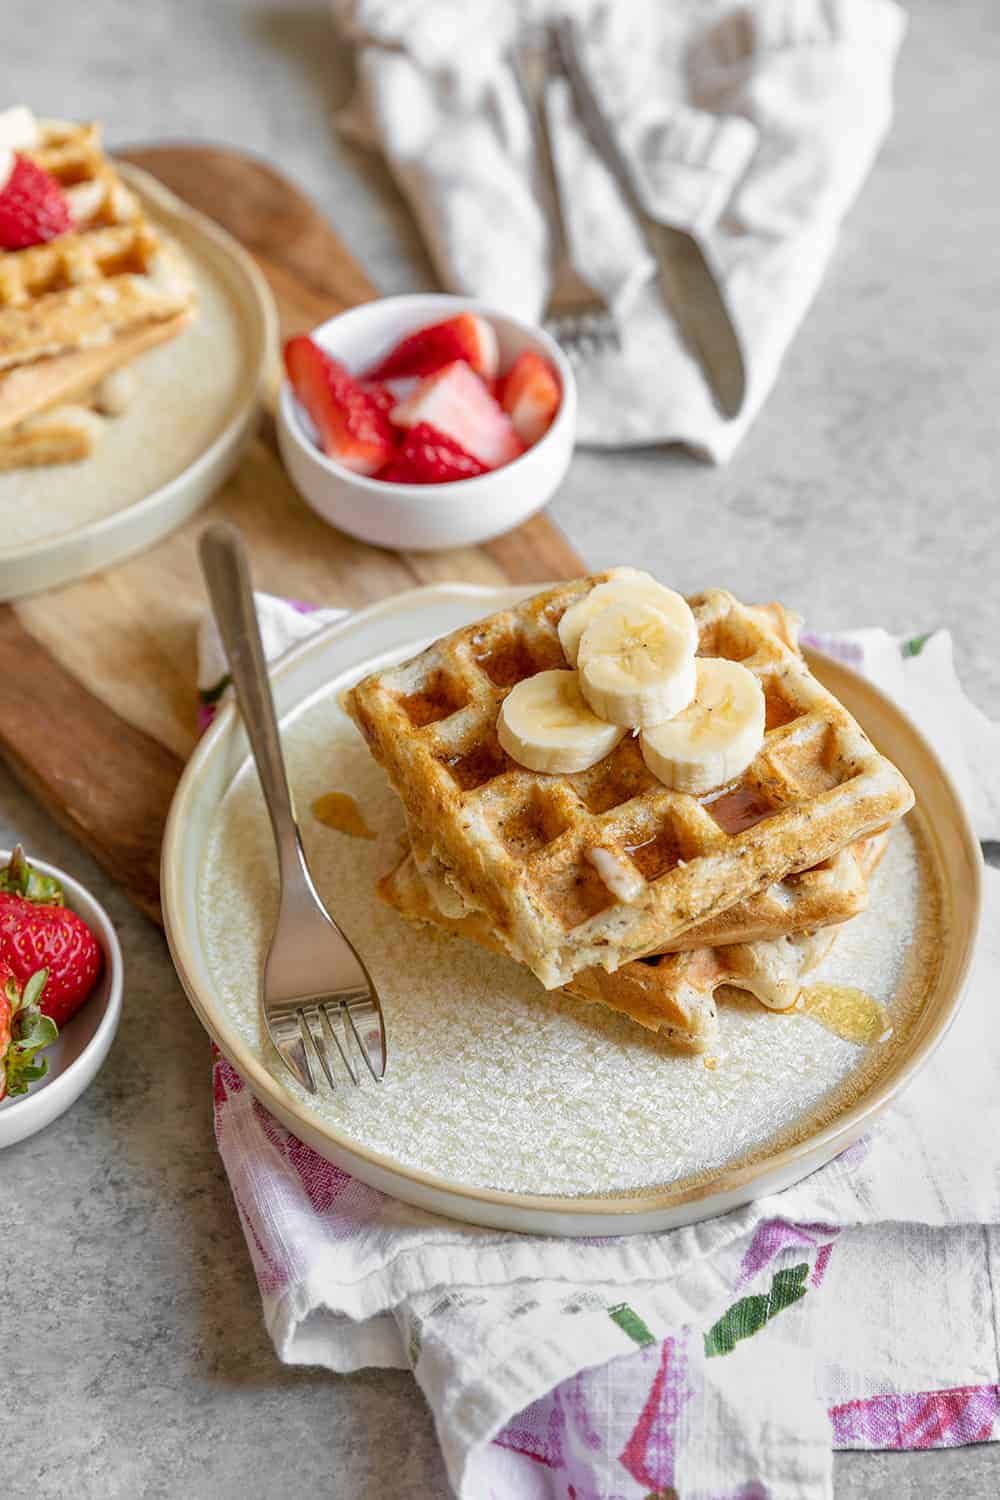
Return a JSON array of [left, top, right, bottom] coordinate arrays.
[[552, 18, 747, 420]]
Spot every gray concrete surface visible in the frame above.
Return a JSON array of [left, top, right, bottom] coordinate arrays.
[[3, 1, 999, 1495]]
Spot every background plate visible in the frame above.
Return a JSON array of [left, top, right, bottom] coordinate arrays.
[[0, 162, 278, 601], [162, 585, 981, 1236]]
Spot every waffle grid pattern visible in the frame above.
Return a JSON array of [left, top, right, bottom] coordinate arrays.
[[348, 579, 914, 989], [379, 831, 888, 1053], [402, 797, 873, 953], [0, 119, 194, 373]]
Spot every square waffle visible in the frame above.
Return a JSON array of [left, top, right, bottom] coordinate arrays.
[[0, 118, 195, 396], [402, 803, 873, 951], [347, 578, 914, 989], [378, 831, 889, 1053]]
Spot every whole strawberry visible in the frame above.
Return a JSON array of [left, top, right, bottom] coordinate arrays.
[[0, 846, 102, 1028], [0, 153, 73, 250]]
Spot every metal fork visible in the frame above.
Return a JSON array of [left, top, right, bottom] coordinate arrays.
[[199, 522, 387, 1093], [511, 33, 620, 361]]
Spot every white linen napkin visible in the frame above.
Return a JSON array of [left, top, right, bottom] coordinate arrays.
[[200, 595, 998, 1499], [333, 0, 907, 460]]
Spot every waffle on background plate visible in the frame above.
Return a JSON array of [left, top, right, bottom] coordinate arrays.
[[0, 112, 197, 468], [346, 578, 915, 992]]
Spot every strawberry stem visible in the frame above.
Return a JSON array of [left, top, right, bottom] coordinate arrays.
[[1, 844, 64, 905]]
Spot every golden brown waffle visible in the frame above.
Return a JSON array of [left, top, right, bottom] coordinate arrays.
[[0, 309, 191, 432], [403, 805, 874, 951], [0, 401, 103, 470], [378, 832, 889, 1052], [379, 847, 718, 1050], [0, 118, 195, 378], [378, 831, 888, 1050], [347, 578, 914, 989]]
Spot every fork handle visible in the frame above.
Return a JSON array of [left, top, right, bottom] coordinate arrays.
[[199, 522, 302, 863]]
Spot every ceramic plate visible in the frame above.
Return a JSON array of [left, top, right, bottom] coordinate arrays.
[[0, 163, 278, 600], [162, 586, 981, 1236]]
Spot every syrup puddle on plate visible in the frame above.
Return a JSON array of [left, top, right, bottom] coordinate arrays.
[[798, 983, 891, 1046], [311, 791, 376, 840]]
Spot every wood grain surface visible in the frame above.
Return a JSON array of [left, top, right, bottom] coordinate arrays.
[[0, 145, 583, 922]]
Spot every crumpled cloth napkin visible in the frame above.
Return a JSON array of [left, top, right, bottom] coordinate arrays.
[[199, 594, 998, 1498], [333, 0, 906, 461]]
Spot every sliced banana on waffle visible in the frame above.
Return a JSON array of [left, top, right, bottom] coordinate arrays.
[[498, 669, 625, 774], [640, 659, 766, 794], [577, 600, 696, 728], [558, 568, 698, 667]]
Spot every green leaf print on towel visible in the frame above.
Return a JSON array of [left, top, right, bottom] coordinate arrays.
[[704, 1263, 809, 1358], [609, 1302, 657, 1348]]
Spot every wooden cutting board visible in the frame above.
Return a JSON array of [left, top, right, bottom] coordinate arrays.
[[0, 146, 583, 923]]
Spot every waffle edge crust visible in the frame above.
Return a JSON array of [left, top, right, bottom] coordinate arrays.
[[378, 830, 889, 1053], [346, 578, 914, 990]]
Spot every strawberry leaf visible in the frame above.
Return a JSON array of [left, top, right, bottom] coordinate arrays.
[[0, 844, 64, 905], [2, 966, 58, 1097], [18, 968, 49, 1014], [13, 1004, 58, 1054]]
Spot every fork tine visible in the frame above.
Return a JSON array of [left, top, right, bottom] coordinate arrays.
[[342, 999, 384, 1083], [271, 1015, 316, 1093], [318, 1002, 360, 1086], [299, 1006, 345, 1091], [545, 308, 621, 359]]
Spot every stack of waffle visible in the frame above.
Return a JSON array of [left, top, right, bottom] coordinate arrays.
[[0, 111, 196, 472], [347, 578, 915, 1053]]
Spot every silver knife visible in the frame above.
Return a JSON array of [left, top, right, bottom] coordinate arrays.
[[553, 18, 747, 420]]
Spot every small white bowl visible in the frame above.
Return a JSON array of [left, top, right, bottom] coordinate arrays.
[[0, 852, 123, 1149], [277, 293, 577, 551]]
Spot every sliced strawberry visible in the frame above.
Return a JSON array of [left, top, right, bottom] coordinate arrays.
[[367, 313, 499, 382], [380, 376, 420, 407], [361, 381, 397, 423], [499, 351, 561, 446], [0, 153, 72, 250], [379, 423, 488, 485], [285, 336, 396, 475], [391, 361, 525, 470]]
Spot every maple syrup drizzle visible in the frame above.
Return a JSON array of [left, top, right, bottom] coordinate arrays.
[[311, 791, 376, 840], [798, 983, 891, 1046], [703, 785, 775, 835]]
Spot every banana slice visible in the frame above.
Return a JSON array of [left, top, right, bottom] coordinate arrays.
[[498, 669, 625, 774], [640, 658, 766, 794], [558, 569, 698, 666], [578, 601, 696, 728]]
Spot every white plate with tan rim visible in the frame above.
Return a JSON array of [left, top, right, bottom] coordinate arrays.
[[162, 585, 982, 1237], [0, 163, 278, 601]]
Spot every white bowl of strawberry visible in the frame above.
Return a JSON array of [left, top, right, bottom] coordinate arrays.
[[277, 294, 576, 550], [0, 844, 122, 1149]]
